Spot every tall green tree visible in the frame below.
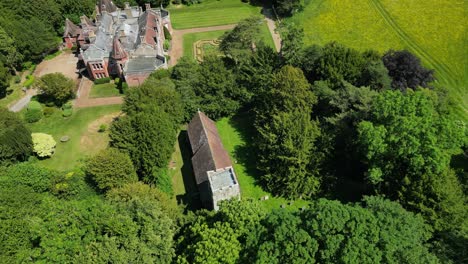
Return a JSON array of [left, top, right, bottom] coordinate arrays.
[[280, 23, 304, 66], [171, 57, 202, 121], [0, 108, 32, 165], [220, 16, 262, 64], [255, 66, 321, 198], [110, 107, 176, 193], [357, 89, 466, 231], [35, 73, 75, 106]]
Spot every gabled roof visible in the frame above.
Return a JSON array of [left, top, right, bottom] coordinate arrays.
[[188, 111, 233, 184], [112, 38, 127, 60], [63, 18, 81, 37]]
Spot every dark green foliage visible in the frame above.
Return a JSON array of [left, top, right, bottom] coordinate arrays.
[[30, 196, 174, 263], [49, 170, 94, 200], [0, 163, 56, 193], [94, 77, 111, 84], [171, 57, 202, 121], [280, 23, 304, 66], [196, 56, 240, 119], [106, 181, 181, 220], [110, 107, 176, 191], [36, 73, 74, 106], [0, 108, 33, 165], [273, 0, 303, 17], [254, 66, 321, 198], [0, 61, 11, 98], [357, 89, 466, 231], [220, 16, 262, 63], [171, 55, 242, 120], [383, 50, 434, 90], [244, 198, 438, 263], [236, 44, 280, 106], [85, 148, 138, 192], [123, 76, 184, 128]]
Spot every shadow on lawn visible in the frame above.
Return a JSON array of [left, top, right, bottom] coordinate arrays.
[[176, 130, 202, 211], [228, 112, 264, 187]]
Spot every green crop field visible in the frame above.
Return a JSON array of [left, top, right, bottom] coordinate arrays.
[[168, 0, 261, 29], [289, 0, 467, 121]]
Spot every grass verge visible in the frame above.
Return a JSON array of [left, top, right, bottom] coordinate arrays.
[[27, 104, 121, 171]]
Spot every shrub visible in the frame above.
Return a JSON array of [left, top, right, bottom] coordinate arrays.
[[85, 148, 138, 192], [31, 133, 56, 158], [24, 109, 42, 123], [43, 107, 55, 117], [14, 75, 21, 84], [23, 75, 35, 88], [2, 163, 57, 192], [163, 39, 170, 51], [50, 171, 93, 199], [94, 77, 111, 84], [98, 124, 107, 132], [27, 101, 42, 111], [62, 108, 72, 117], [62, 102, 72, 110], [163, 26, 172, 40]]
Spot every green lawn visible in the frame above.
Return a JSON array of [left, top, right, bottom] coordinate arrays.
[[182, 22, 275, 60], [216, 115, 309, 211], [167, 0, 261, 29], [27, 104, 121, 171], [289, 0, 467, 121], [183, 30, 228, 59], [89, 83, 121, 98]]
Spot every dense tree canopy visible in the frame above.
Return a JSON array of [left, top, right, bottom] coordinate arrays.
[[85, 148, 138, 192], [0, 108, 32, 165], [254, 66, 321, 198], [357, 89, 466, 231]]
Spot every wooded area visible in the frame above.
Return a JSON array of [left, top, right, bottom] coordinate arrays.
[[0, 1, 466, 263]]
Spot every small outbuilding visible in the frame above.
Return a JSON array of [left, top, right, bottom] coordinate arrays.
[[187, 111, 240, 210]]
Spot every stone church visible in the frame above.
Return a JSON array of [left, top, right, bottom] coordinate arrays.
[[63, 0, 171, 86], [187, 111, 241, 210]]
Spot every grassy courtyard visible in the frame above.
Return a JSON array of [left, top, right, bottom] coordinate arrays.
[[27, 104, 121, 171], [289, 0, 467, 120], [89, 83, 121, 98], [168, 0, 261, 29], [182, 22, 276, 60]]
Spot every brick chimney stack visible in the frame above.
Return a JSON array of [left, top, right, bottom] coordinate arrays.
[[124, 2, 130, 9]]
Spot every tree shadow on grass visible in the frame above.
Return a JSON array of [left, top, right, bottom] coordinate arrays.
[[176, 130, 202, 211], [228, 112, 265, 188]]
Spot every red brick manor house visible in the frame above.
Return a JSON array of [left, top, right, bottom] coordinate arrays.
[[63, 0, 171, 86]]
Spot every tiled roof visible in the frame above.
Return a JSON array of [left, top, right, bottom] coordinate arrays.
[[188, 112, 233, 185], [63, 19, 81, 37]]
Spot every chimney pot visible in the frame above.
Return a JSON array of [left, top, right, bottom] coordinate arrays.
[[124, 2, 130, 9], [145, 3, 151, 10]]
